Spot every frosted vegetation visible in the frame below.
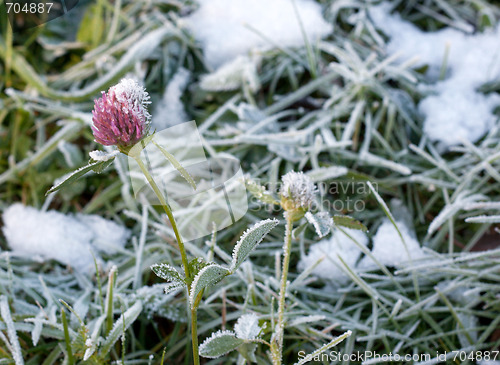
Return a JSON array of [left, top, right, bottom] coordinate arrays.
[[1, 0, 500, 364]]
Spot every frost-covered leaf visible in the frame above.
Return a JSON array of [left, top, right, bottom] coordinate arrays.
[[230, 219, 279, 272], [305, 212, 333, 238], [153, 141, 196, 190], [100, 301, 143, 355], [150, 264, 186, 292], [199, 330, 244, 359], [306, 166, 348, 182], [465, 215, 500, 223], [46, 159, 115, 195], [188, 257, 210, 283], [234, 313, 262, 340], [332, 215, 367, 232], [427, 192, 486, 235], [293, 330, 352, 365], [189, 264, 230, 308], [1, 296, 24, 365], [200, 56, 260, 92], [151, 263, 184, 283]]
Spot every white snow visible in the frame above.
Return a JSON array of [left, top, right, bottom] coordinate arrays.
[[183, 0, 332, 69], [369, 4, 500, 148], [358, 219, 426, 271], [299, 228, 368, 285], [152, 68, 190, 130], [2, 204, 130, 273]]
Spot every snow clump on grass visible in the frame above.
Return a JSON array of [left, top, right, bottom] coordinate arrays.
[[2, 204, 130, 273], [183, 0, 332, 69]]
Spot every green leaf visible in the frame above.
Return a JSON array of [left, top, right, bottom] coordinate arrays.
[[188, 257, 209, 278], [238, 343, 258, 363], [199, 330, 244, 359], [292, 222, 308, 239], [90, 158, 114, 174], [189, 264, 230, 309], [76, 1, 105, 48], [45, 159, 115, 196], [151, 264, 186, 292], [332, 215, 367, 232], [153, 141, 197, 191], [305, 212, 333, 238], [230, 219, 279, 272]]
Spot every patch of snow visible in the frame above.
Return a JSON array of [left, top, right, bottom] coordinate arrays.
[[152, 68, 190, 130], [358, 219, 426, 271], [2, 204, 130, 273], [369, 3, 500, 148], [299, 228, 368, 285], [183, 0, 332, 69]]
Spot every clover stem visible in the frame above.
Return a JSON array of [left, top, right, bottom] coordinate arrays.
[[191, 307, 200, 365], [271, 211, 293, 365], [133, 156, 190, 279], [134, 155, 201, 364]]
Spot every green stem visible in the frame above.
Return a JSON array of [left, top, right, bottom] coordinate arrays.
[[61, 308, 75, 365], [191, 308, 200, 365], [133, 156, 190, 279], [271, 212, 293, 365], [133, 155, 200, 364]]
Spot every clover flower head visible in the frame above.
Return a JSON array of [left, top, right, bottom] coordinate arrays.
[[280, 171, 317, 213], [91, 78, 151, 149]]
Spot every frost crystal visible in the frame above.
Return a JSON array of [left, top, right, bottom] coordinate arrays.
[[234, 313, 261, 340], [89, 150, 119, 162], [280, 171, 317, 210], [92, 78, 151, 148]]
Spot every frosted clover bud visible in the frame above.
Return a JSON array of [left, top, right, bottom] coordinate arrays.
[[280, 171, 317, 221], [91, 79, 151, 152]]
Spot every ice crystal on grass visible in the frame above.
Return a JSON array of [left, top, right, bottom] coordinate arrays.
[[0, 296, 24, 365], [234, 313, 261, 340], [89, 150, 119, 162], [200, 56, 260, 92]]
